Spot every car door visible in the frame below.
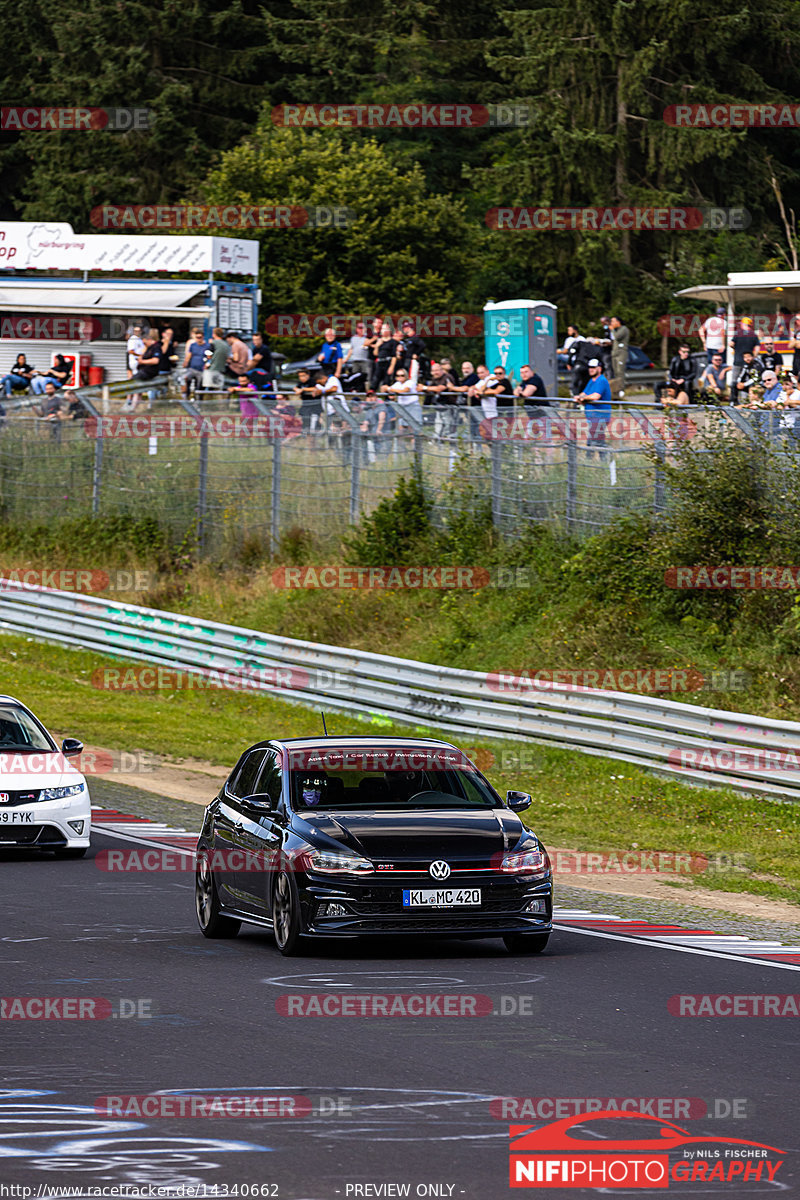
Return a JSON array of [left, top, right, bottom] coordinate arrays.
[[214, 749, 267, 906], [234, 748, 284, 916]]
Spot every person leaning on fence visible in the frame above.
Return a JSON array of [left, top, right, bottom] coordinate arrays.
[[34, 381, 64, 431], [359, 388, 390, 461], [230, 374, 260, 419], [515, 364, 548, 407], [383, 367, 422, 428], [778, 371, 800, 438], [572, 357, 612, 457], [485, 366, 515, 409], [271, 393, 303, 439], [294, 368, 322, 434]]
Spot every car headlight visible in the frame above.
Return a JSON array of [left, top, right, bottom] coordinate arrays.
[[303, 848, 374, 875], [40, 784, 85, 801], [500, 846, 549, 875]]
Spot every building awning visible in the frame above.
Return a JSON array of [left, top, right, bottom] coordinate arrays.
[[0, 282, 209, 317], [676, 270, 800, 309]]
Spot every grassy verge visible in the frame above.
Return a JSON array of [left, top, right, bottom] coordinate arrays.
[[6, 633, 799, 907]]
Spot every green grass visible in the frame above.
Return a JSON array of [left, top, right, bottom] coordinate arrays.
[[6, 633, 799, 907]]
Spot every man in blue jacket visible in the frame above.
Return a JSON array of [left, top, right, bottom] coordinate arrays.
[[574, 357, 612, 457]]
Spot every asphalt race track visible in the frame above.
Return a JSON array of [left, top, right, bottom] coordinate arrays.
[[1, 812, 797, 1199]]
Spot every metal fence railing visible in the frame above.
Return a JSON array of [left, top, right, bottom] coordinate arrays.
[[0, 395, 786, 553], [1, 581, 798, 801]]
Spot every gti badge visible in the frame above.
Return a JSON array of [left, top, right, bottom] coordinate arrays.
[[429, 860, 451, 880], [0, 793, 8, 803]]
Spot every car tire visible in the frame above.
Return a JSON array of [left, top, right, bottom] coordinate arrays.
[[195, 850, 241, 939], [272, 870, 304, 956], [53, 847, 88, 859], [503, 933, 550, 955]]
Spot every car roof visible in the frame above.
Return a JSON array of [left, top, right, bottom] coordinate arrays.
[[0, 696, 24, 706], [273, 736, 459, 750]]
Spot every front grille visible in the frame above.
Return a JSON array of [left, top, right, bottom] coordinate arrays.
[[0, 789, 41, 807], [0, 824, 64, 846], [0, 824, 43, 844], [325, 915, 545, 933], [350, 896, 528, 915]]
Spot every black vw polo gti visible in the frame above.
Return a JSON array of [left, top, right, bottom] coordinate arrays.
[[195, 737, 553, 956]]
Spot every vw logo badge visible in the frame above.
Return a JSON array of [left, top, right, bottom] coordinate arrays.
[[429, 860, 451, 880]]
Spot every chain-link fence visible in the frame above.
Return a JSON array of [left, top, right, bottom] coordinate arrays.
[[0, 393, 782, 555]]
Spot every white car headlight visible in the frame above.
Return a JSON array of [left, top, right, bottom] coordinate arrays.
[[40, 784, 85, 801]]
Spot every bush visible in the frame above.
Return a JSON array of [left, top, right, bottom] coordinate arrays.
[[344, 471, 433, 565]]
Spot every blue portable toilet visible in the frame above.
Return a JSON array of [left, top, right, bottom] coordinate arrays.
[[483, 300, 557, 398]]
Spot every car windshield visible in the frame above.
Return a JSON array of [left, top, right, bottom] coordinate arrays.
[[288, 747, 498, 811], [0, 705, 53, 752]]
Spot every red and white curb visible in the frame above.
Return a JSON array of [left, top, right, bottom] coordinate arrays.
[[91, 807, 800, 970], [554, 909, 800, 971], [91, 806, 199, 854]]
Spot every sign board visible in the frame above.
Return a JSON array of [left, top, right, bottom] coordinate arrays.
[[0, 222, 258, 276]]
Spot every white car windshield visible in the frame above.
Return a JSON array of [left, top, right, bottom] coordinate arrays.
[[0, 705, 53, 752]]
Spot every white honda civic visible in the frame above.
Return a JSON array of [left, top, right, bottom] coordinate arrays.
[[0, 695, 91, 857]]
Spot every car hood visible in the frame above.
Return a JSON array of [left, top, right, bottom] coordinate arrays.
[[0, 750, 85, 791], [296, 808, 527, 862]]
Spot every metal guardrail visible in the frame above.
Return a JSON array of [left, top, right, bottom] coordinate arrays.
[[1, 583, 798, 801]]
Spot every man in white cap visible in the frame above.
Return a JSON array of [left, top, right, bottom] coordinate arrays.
[[573, 358, 612, 457]]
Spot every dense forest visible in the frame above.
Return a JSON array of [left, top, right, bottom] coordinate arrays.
[[3, 0, 800, 342]]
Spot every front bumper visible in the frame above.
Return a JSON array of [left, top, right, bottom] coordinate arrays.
[[0, 792, 92, 849], [299, 871, 553, 937]]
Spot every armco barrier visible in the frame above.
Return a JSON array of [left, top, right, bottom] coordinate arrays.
[[1, 583, 799, 801]]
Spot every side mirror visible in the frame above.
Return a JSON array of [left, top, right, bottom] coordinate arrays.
[[240, 792, 274, 813], [62, 738, 84, 758], [506, 790, 531, 812]]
